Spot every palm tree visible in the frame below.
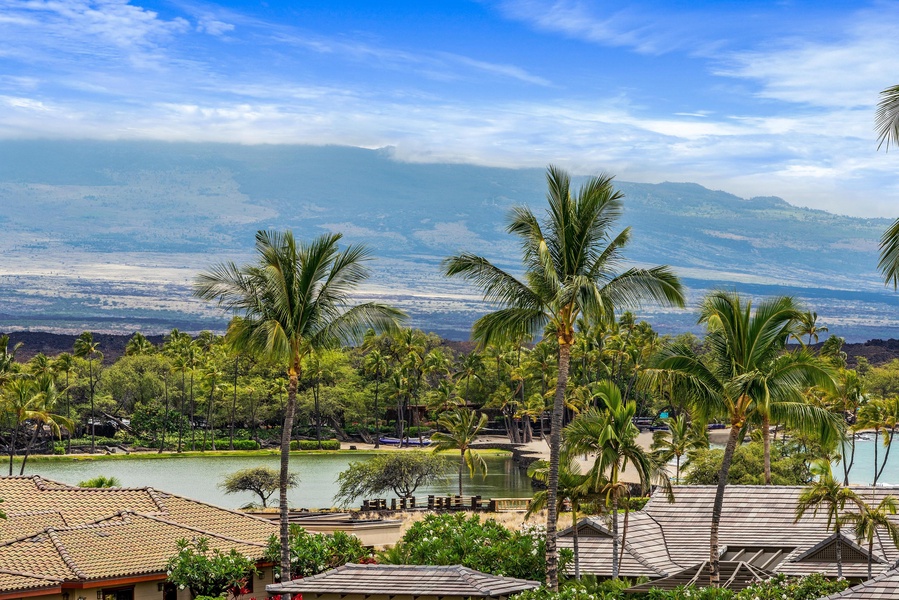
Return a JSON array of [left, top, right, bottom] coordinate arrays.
[[125, 332, 155, 356], [565, 380, 672, 580], [844, 495, 899, 580], [18, 375, 73, 474], [795, 460, 863, 579], [52, 352, 76, 454], [431, 408, 488, 496], [443, 166, 685, 590], [194, 229, 404, 582], [3, 377, 40, 475], [0, 334, 23, 380], [655, 292, 840, 586], [73, 332, 101, 454], [795, 311, 828, 346], [855, 397, 899, 485], [363, 348, 389, 448], [454, 352, 485, 405], [875, 85, 899, 287], [526, 452, 596, 580], [651, 414, 708, 482]]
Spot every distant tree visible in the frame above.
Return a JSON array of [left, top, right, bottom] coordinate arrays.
[[78, 475, 121, 488], [651, 413, 708, 482], [431, 408, 488, 496], [221, 466, 298, 508], [73, 332, 102, 454], [334, 452, 451, 506], [844, 495, 899, 580], [125, 332, 155, 356]]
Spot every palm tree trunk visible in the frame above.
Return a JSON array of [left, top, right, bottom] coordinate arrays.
[[89, 358, 95, 454], [374, 378, 380, 449], [280, 370, 299, 587], [710, 424, 741, 587], [178, 371, 185, 453], [876, 428, 895, 484], [874, 428, 880, 485], [611, 497, 620, 579], [8, 418, 19, 476], [545, 341, 571, 591], [160, 374, 168, 454], [19, 422, 40, 475], [836, 523, 843, 579], [230, 356, 238, 450], [868, 537, 873, 580], [572, 507, 580, 580], [763, 414, 772, 485], [619, 502, 631, 573], [458, 449, 464, 496], [189, 372, 196, 451], [676, 454, 681, 483], [65, 372, 71, 454]]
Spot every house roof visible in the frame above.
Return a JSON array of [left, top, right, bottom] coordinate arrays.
[[822, 567, 899, 598], [267, 564, 541, 598], [0, 476, 278, 596], [625, 561, 773, 593], [565, 485, 899, 581], [557, 515, 677, 577]]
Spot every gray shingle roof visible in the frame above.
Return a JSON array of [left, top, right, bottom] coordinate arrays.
[[625, 561, 773, 593], [821, 567, 899, 598], [266, 564, 541, 598]]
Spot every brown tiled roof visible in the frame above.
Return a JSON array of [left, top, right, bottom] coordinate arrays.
[[625, 561, 773, 593], [267, 564, 541, 598], [0, 569, 63, 593], [0, 512, 268, 582], [823, 567, 899, 598], [0, 476, 276, 545]]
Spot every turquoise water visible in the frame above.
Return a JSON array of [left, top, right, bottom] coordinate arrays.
[[835, 438, 899, 485], [23, 453, 533, 509]]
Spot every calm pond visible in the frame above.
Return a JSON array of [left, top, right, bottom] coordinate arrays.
[[24, 453, 533, 509]]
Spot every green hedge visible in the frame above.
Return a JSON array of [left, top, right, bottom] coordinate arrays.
[[291, 440, 341, 450]]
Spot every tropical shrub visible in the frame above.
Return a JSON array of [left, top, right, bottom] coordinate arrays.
[[377, 513, 565, 580], [683, 442, 812, 485], [165, 537, 257, 598], [78, 475, 121, 488], [265, 525, 368, 579], [291, 440, 341, 450]]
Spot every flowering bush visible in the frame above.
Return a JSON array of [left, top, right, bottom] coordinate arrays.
[[266, 526, 369, 579], [377, 513, 568, 581], [165, 537, 257, 598]]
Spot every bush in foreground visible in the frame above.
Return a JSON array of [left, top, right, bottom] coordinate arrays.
[[265, 525, 369, 579]]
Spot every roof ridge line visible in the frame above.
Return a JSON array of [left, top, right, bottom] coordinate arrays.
[[146, 487, 168, 512], [136, 513, 267, 547], [47, 528, 87, 579], [0, 567, 65, 582]]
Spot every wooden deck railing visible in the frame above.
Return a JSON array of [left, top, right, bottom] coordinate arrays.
[[361, 496, 532, 513]]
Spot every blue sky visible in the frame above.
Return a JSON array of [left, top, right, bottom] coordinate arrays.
[[2, 0, 898, 216]]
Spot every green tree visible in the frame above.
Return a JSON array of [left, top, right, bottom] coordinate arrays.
[[73, 332, 101, 454], [875, 84, 899, 287], [363, 348, 389, 448], [125, 332, 155, 356], [526, 452, 595, 580], [854, 397, 899, 485], [431, 408, 488, 496], [194, 229, 404, 580], [655, 292, 839, 586], [565, 380, 671, 580], [334, 452, 451, 506], [844, 495, 899, 580], [220, 466, 298, 508], [52, 352, 76, 454], [265, 526, 368, 580], [443, 166, 685, 590], [78, 475, 122, 488], [651, 413, 708, 482], [18, 375, 72, 474], [3, 378, 42, 475], [794, 461, 863, 579]]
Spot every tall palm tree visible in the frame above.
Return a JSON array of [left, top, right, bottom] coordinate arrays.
[[443, 166, 685, 590], [651, 413, 708, 482], [3, 377, 40, 475], [52, 352, 76, 454], [125, 332, 155, 356], [526, 452, 596, 580], [194, 229, 404, 582], [855, 397, 899, 486], [454, 352, 485, 405], [431, 408, 488, 496], [795, 460, 863, 580], [565, 380, 672, 580], [73, 332, 101, 454], [0, 334, 23, 380], [655, 292, 840, 586], [844, 495, 899, 580], [363, 348, 389, 448], [795, 311, 828, 346]]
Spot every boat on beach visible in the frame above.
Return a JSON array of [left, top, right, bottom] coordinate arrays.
[[378, 436, 432, 446]]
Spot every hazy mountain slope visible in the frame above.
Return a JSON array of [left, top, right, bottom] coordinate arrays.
[[0, 140, 895, 340]]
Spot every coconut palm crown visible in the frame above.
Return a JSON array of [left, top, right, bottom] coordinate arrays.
[[194, 229, 404, 582], [443, 165, 685, 590], [654, 291, 840, 587]]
